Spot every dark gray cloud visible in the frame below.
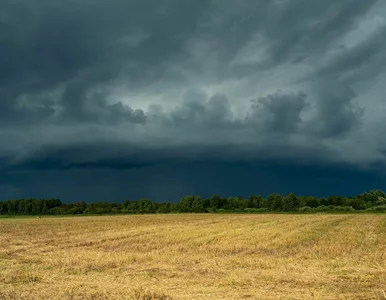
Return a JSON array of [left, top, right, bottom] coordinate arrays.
[[1, 0, 386, 200], [310, 82, 364, 138], [0, 0, 208, 124], [247, 91, 309, 133], [261, 0, 378, 67], [169, 91, 237, 130]]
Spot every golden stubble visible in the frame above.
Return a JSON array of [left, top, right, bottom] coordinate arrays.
[[0, 214, 385, 299]]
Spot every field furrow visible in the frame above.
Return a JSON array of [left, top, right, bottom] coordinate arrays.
[[0, 214, 385, 299]]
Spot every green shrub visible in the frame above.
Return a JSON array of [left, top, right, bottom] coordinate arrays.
[[314, 205, 331, 212], [297, 206, 312, 213], [366, 205, 386, 212], [244, 208, 269, 213], [334, 206, 355, 212]]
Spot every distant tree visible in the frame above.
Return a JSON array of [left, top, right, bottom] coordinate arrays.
[[49, 206, 64, 215], [283, 193, 298, 211], [122, 200, 131, 209], [18, 200, 28, 215], [319, 198, 329, 207], [127, 200, 139, 212], [0, 201, 5, 214], [248, 195, 265, 208], [210, 195, 221, 210], [247, 196, 255, 208], [31, 199, 43, 215], [139, 199, 153, 213], [297, 196, 307, 207], [202, 198, 211, 209], [219, 197, 229, 209], [267, 193, 283, 211], [346, 198, 366, 210], [179, 195, 195, 212], [327, 195, 346, 206], [80, 201, 87, 212], [192, 196, 204, 212], [0, 189, 385, 216], [302, 196, 318, 208], [7, 200, 18, 215], [156, 202, 175, 213], [226, 197, 247, 210]]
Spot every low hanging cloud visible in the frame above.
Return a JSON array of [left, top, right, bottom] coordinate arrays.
[[247, 91, 309, 133], [1, 0, 386, 172]]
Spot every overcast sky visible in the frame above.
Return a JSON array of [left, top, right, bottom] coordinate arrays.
[[1, 0, 386, 202]]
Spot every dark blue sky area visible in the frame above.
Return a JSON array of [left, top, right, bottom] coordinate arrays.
[[1, 162, 384, 202]]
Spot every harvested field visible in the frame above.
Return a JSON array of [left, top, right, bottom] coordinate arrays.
[[0, 214, 385, 299]]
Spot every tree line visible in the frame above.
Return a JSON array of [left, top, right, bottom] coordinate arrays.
[[1, 190, 385, 216]]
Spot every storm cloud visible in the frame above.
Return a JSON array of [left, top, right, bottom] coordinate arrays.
[[1, 0, 386, 201]]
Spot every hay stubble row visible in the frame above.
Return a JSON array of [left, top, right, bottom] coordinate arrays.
[[0, 214, 385, 299]]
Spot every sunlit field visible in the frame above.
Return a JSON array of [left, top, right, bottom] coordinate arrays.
[[0, 214, 385, 299]]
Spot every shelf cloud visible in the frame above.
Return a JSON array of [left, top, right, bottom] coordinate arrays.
[[1, 0, 386, 201]]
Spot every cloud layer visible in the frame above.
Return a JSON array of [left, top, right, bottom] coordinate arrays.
[[1, 0, 386, 173]]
